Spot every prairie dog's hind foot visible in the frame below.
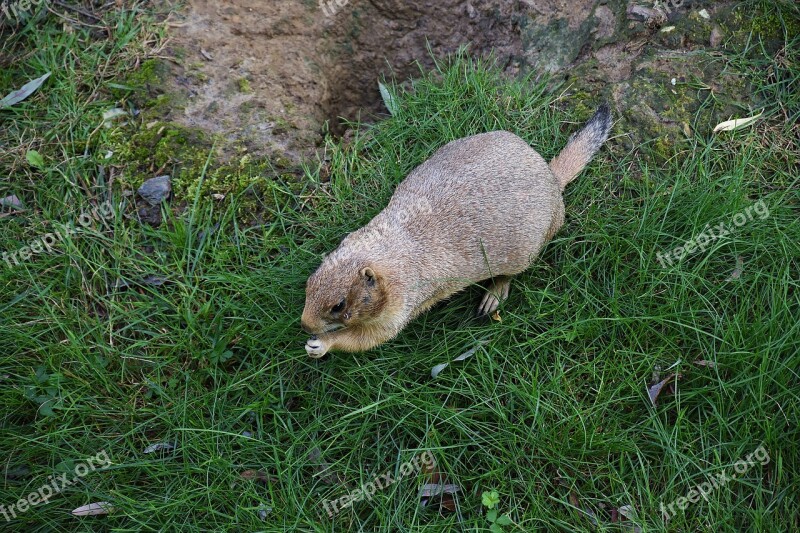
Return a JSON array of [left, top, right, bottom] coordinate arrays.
[[477, 276, 511, 316]]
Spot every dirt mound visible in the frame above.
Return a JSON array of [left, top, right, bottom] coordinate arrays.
[[166, 0, 529, 160]]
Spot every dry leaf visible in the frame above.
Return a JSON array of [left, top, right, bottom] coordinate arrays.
[[419, 461, 459, 512], [614, 504, 642, 532], [102, 107, 128, 128], [568, 492, 579, 506], [419, 483, 460, 497], [141, 275, 168, 287], [694, 359, 717, 368], [71, 502, 113, 516], [378, 82, 399, 116], [491, 310, 501, 322], [241, 470, 276, 484], [431, 340, 486, 378], [0, 72, 51, 108], [726, 256, 744, 281], [648, 373, 681, 405], [200, 48, 214, 61], [713, 111, 763, 132], [143, 442, 175, 454], [430, 363, 449, 378], [568, 491, 598, 525]]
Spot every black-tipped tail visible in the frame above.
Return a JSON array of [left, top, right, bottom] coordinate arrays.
[[548, 104, 612, 190]]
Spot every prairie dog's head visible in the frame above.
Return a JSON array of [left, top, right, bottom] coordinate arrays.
[[301, 254, 388, 335]]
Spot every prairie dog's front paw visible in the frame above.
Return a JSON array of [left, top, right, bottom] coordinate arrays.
[[305, 336, 328, 358]]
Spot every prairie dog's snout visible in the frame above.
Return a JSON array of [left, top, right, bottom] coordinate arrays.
[[301, 105, 612, 357]]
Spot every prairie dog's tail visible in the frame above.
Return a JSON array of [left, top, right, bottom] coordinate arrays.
[[549, 104, 612, 190]]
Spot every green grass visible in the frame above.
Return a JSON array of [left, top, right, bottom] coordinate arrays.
[[1, 1, 798, 531]]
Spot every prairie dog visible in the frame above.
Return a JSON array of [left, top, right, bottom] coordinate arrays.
[[301, 105, 611, 357]]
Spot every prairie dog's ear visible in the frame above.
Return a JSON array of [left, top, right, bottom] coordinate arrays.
[[361, 267, 376, 286]]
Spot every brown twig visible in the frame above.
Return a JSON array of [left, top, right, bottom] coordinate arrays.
[[53, 0, 102, 21]]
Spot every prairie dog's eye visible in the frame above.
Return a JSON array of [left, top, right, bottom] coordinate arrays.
[[331, 299, 345, 313]]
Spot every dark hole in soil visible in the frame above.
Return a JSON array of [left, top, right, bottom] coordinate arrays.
[[319, 0, 527, 135]]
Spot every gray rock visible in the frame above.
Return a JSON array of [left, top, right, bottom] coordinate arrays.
[[137, 175, 171, 206], [0, 194, 23, 209]]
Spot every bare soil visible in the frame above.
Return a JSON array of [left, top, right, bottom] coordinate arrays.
[[167, 0, 530, 160], [164, 0, 755, 162]]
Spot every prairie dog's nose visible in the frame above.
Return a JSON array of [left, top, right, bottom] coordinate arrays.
[[301, 320, 313, 334]]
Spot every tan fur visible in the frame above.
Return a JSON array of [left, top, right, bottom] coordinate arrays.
[[301, 105, 611, 357]]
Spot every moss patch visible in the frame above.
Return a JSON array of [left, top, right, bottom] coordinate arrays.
[[125, 59, 169, 95], [237, 78, 252, 94], [112, 58, 188, 120], [725, 3, 800, 52], [108, 121, 210, 194], [104, 56, 308, 222], [106, 120, 305, 222], [655, 9, 714, 49]]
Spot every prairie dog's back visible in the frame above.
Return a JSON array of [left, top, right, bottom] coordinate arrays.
[[377, 131, 562, 282]]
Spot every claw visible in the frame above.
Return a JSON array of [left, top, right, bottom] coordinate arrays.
[[477, 292, 501, 316], [477, 278, 511, 316]]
